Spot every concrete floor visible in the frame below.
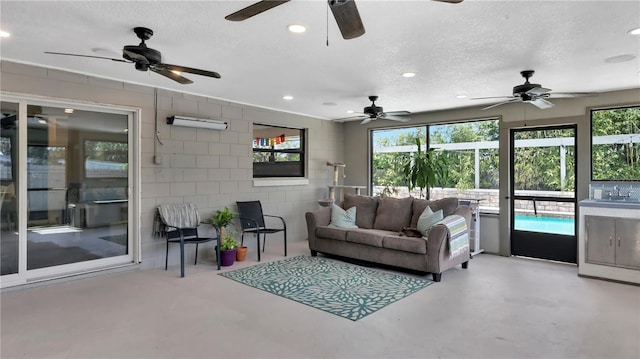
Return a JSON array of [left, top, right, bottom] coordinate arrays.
[[1, 239, 639, 359]]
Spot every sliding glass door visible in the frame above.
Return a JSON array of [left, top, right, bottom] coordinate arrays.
[[1, 98, 137, 286]]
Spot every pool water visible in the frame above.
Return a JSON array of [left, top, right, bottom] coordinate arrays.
[[514, 215, 575, 236]]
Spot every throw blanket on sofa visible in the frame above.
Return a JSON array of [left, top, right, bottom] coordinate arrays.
[[437, 215, 469, 259]]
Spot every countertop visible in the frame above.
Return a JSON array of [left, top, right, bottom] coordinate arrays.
[[579, 199, 640, 209]]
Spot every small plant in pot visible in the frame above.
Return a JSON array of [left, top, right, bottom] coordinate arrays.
[[219, 232, 239, 266]]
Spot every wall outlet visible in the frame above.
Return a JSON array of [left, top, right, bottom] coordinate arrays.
[[154, 155, 162, 165]]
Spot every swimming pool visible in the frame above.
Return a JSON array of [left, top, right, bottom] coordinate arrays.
[[514, 215, 575, 236]]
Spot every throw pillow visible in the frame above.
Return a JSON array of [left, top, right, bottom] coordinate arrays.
[[342, 194, 378, 229], [329, 204, 358, 228], [416, 207, 443, 236], [373, 196, 414, 232]]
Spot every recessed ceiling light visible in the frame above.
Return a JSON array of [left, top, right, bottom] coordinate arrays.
[[64, 108, 74, 114], [605, 54, 636, 63], [628, 27, 640, 35], [0, 30, 10, 38], [288, 24, 306, 34], [346, 110, 355, 114], [456, 94, 468, 99], [402, 72, 416, 78], [283, 95, 294, 101]]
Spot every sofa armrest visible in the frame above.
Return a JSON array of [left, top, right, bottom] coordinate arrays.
[[453, 205, 473, 232], [305, 207, 331, 248], [424, 206, 473, 275]]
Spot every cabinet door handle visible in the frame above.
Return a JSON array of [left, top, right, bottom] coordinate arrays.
[[617, 237, 621, 247]]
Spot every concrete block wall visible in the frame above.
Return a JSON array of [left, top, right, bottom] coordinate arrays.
[[1, 60, 344, 269]]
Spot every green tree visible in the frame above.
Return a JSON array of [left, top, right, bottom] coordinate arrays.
[[592, 107, 640, 181]]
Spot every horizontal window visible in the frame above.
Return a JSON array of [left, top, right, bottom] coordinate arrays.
[[253, 124, 305, 178]]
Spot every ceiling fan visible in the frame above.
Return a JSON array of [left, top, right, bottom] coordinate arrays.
[[225, 0, 464, 40], [336, 96, 411, 125], [471, 70, 598, 110], [45, 27, 221, 84]]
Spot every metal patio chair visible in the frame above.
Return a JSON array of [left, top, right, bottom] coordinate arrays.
[[236, 201, 287, 261], [157, 203, 220, 277]]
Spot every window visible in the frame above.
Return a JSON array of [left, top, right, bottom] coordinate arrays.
[[591, 106, 640, 181], [252, 124, 305, 178], [370, 119, 499, 212], [84, 140, 128, 178], [371, 126, 425, 197], [429, 119, 500, 190]]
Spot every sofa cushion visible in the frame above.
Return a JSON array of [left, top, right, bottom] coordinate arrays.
[[316, 226, 348, 241], [372, 196, 413, 232], [411, 197, 459, 227], [382, 235, 427, 254], [345, 229, 386, 247], [417, 207, 444, 235], [343, 194, 378, 229], [329, 204, 358, 228]]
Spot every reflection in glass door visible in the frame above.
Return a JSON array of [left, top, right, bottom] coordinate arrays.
[[1, 101, 20, 276], [25, 104, 130, 271], [510, 125, 577, 263], [2, 98, 135, 287]]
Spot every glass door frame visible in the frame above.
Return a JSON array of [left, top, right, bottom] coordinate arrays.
[[509, 124, 578, 263], [0, 94, 141, 289]]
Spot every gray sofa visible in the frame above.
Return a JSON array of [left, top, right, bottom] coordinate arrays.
[[305, 195, 472, 282]]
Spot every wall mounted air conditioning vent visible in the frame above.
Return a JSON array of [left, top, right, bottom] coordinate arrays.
[[166, 115, 228, 130]]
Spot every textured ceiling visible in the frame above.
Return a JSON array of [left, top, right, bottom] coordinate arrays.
[[1, 1, 639, 120]]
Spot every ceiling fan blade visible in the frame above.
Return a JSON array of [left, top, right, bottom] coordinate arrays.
[[383, 115, 411, 122], [122, 49, 149, 64], [329, 0, 366, 40], [548, 91, 599, 98], [151, 67, 193, 84], [384, 111, 411, 116], [482, 98, 520, 110], [431, 0, 464, 3], [44, 51, 129, 63], [333, 115, 368, 122], [360, 117, 373, 125], [526, 86, 552, 96], [470, 95, 515, 100], [529, 98, 554, 109], [225, 0, 291, 21], [159, 64, 221, 79]]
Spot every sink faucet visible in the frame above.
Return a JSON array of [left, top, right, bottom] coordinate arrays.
[[607, 186, 632, 198]]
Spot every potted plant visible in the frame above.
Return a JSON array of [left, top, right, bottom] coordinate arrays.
[[402, 138, 448, 198], [209, 207, 233, 238], [219, 232, 239, 266]]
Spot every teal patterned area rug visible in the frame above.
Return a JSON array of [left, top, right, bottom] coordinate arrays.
[[219, 255, 432, 321]]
